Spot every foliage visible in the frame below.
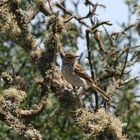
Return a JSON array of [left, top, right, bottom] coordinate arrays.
[[0, 0, 140, 140]]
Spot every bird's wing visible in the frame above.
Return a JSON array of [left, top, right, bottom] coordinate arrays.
[[74, 64, 111, 102], [74, 63, 111, 101], [74, 63, 93, 83]]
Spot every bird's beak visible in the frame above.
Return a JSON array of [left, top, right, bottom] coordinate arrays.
[[75, 55, 79, 58]]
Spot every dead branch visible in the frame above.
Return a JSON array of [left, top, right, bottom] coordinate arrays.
[[86, 30, 99, 110]]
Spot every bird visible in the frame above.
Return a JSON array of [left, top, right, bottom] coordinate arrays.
[[61, 53, 111, 102]]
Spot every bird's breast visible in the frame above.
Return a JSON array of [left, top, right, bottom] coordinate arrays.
[[61, 65, 87, 87]]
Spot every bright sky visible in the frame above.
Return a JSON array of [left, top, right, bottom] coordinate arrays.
[[70, 0, 139, 76], [93, 0, 128, 28], [74, 0, 129, 52], [77, 0, 129, 31]]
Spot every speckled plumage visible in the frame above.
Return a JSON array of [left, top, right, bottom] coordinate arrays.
[[62, 63, 87, 87], [61, 53, 111, 101]]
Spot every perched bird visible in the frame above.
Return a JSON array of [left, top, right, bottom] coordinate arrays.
[[61, 53, 111, 101]]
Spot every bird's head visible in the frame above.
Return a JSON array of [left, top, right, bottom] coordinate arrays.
[[62, 53, 79, 65]]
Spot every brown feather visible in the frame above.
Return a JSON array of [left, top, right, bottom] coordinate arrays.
[[74, 63, 93, 83], [74, 63, 111, 101], [62, 53, 111, 102]]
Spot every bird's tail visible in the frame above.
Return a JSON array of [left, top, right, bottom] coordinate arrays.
[[91, 83, 111, 101]]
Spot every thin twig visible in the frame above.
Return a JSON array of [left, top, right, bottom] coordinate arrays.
[[102, 25, 114, 48], [56, 3, 89, 28], [122, 23, 136, 34], [90, 21, 112, 32], [0, 0, 10, 6], [120, 47, 129, 76], [94, 30, 106, 56], [86, 30, 99, 110], [86, 30, 95, 80], [47, 0, 54, 14]]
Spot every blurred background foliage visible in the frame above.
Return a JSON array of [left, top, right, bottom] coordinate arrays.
[[0, 0, 140, 139]]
